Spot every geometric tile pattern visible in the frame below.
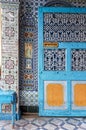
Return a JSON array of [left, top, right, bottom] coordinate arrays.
[[0, 116, 86, 130], [1, 0, 19, 2], [44, 13, 86, 42], [33, 28, 39, 91], [45, 0, 86, 7], [44, 49, 65, 70], [19, 90, 38, 106], [19, 26, 35, 91], [19, 1, 38, 92], [71, 49, 86, 71], [0, 2, 19, 113]]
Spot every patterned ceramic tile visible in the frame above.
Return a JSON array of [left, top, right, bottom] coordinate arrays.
[[2, 57, 18, 91], [5, 59, 14, 69], [20, 90, 38, 106], [44, 49, 65, 71], [0, 1, 19, 114], [71, 49, 86, 71], [44, 13, 86, 42], [2, 104, 11, 113], [25, 43, 33, 58]]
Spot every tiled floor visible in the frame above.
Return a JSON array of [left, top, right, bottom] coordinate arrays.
[[0, 114, 86, 130]]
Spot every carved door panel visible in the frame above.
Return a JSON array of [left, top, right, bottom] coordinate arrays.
[[38, 7, 86, 116]]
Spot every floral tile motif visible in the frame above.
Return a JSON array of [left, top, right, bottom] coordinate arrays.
[[5, 27, 15, 37], [5, 59, 14, 69], [5, 75, 14, 85]]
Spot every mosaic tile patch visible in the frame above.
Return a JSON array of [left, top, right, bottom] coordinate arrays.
[[71, 49, 86, 71], [5, 27, 15, 38], [19, 26, 36, 91], [5, 59, 14, 69], [25, 43, 33, 58], [19, 1, 35, 26], [19, 90, 38, 106], [2, 104, 11, 113], [26, 59, 32, 70], [2, 56, 18, 91], [24, 74, 33, 80], [5, 75, 14, 85], [43, 13, 86, 42], [44, 49, 65, 71]]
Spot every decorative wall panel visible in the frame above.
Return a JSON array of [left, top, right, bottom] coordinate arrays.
[[44, 13, 86, 42], [44, 81, 67, 110], [0, 2, 19, 114], [71, 49, 86, 71], [72, 81, 86, 110], [44, 49, 65, 71], [19, 26, 35, 91], [20, 90, 38, 106]]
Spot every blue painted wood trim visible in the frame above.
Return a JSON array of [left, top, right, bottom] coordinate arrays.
[[0, 113, 20, 120], [38, 7, 44, 111], [39, 7, 86, 13], [40, 72, 86, 80]]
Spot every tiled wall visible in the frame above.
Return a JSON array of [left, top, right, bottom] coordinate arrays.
[[0, 0, 19, 113], [19, 0, 86, 112], [0, 0, 86, 113]]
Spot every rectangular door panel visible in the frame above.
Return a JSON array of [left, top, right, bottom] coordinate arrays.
[[38, 7, 86, 116]]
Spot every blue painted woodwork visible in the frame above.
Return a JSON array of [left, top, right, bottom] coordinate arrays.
[[0, 89, 16, 128], [38, 7, 86, 116]]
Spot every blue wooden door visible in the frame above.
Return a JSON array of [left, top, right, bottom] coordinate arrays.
[[38, 7, 86, 116]]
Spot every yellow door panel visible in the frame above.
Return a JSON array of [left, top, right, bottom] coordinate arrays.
[[46, 84, 64, 106]]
